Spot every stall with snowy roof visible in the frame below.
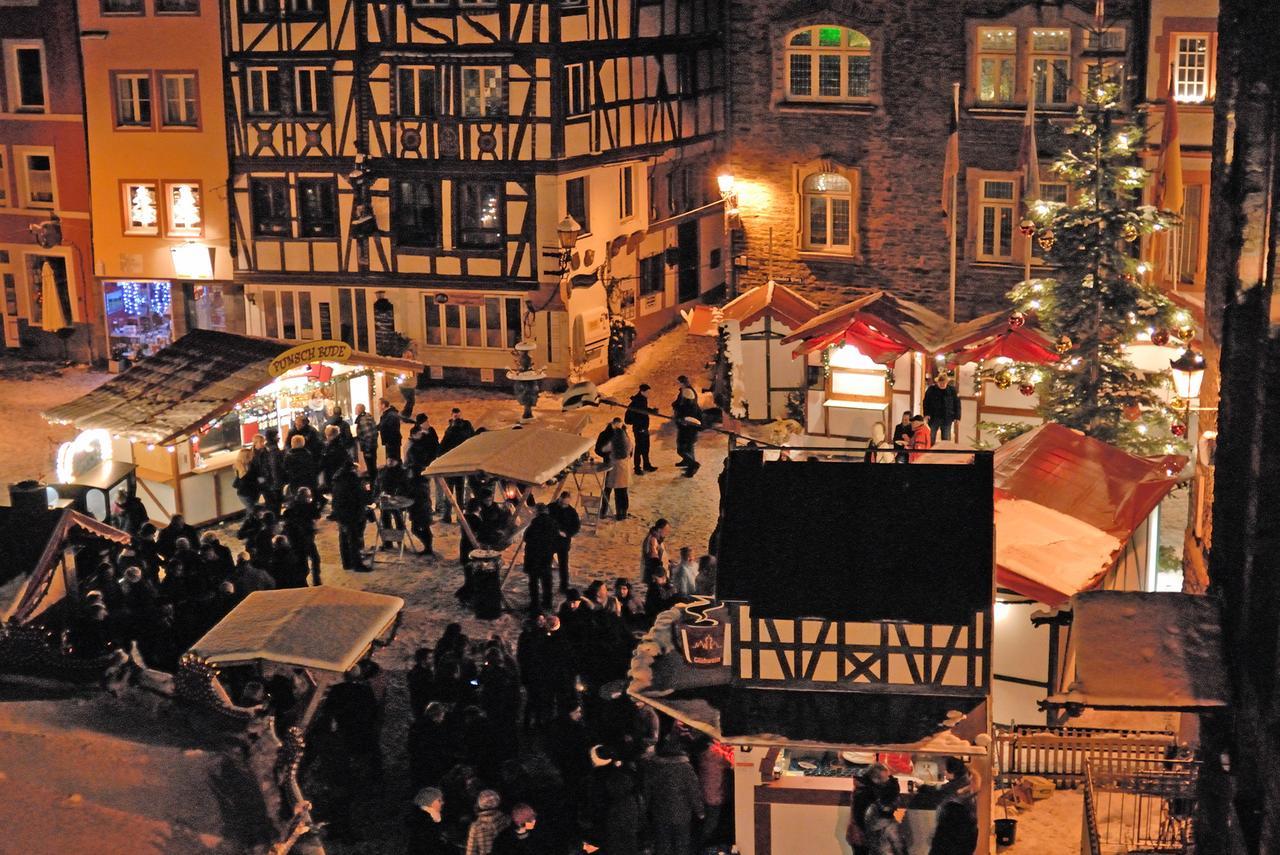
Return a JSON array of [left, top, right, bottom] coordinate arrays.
[[987, 424, 1186, 727], [685, 281, 822, 421], [776, 291, 1057, 444], [42, 329, 422, 526], [628, 446, 996, 855]]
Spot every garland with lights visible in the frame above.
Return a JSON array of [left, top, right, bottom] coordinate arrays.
[[1007, 80, 1186, 455]]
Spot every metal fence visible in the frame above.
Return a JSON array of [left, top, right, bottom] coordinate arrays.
[[1082, 757, 1200, 855], [994, 724, 1177, 788]]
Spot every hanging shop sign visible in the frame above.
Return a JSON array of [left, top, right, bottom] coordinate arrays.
[[268, 340, 353, 378]]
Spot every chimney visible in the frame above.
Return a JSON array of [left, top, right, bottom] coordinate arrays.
[[9, 480, 51, 514]]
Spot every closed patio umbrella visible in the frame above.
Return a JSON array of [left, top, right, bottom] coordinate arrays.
[[40, 262, 68, 333]]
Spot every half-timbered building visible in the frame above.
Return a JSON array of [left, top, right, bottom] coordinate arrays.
[[223, 0, 726, 383]]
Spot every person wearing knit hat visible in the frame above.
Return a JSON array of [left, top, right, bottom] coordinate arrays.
[[406, 787, 449, 855], [466, 790, 510, 855]]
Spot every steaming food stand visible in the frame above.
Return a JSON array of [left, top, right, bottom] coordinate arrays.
[[43, 330, 422, 526]]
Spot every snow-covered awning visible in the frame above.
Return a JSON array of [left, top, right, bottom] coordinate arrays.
[[993, 424, 1185, 605], [188, 586, 403, 673], [1045, 591, 1228, 712], [422, 425, 593, 486]]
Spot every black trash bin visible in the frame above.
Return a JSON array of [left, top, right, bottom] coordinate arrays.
[[994, 818, 1018, 846]]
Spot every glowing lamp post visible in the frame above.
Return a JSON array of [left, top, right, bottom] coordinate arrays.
[[717, 172, 738, 298], [1170, 347, 1205, 438]]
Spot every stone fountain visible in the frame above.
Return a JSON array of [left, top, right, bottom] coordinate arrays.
[[507, 340, 544, 422]]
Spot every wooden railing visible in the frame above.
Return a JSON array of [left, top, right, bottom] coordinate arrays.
[[1082, 757, 1199, 854], [994, 724, 1177, 788]]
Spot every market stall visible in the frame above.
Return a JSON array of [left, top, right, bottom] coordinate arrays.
[[184, 585, 404, 730], [774, 291, 1057, 443], [43, 330, 422, 526], [629, 447, 996, 854], [989, 424, 1186, 726]]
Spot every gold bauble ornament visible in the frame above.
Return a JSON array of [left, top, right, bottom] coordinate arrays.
[[1037, 229, 1056, 251], [1177, 325, 1196, 341], [994, 370, 1013, 390], [1055, 335, 1073, 354], [1122, 222, 1139, 242]]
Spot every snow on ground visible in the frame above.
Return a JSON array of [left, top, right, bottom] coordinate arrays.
[[996, 788, 1083, 855], [0, 358, 109, 487]]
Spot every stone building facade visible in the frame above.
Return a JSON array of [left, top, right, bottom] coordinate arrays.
[[726, 0, 1142, 320]]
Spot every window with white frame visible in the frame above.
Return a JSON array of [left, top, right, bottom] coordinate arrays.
[[460, 66, 504, 117], [1031, 29, 1071, 106], [565, 63, 588, 117], [164, 182, 201, 236], [113, 73, 152, 128], [246, 66, 282, 116], [976, 27, 1016, 104], [123, 181, 160, 235], [977, 178, 1015, 261], [5, 41, 47, 112], [619, 165, 634, 219], [424, 294, 521, 348], [800, 172, 853, 252], [18, 150, 54, 208], [160, 73, 198, 127], [1173, 35, 1213, 103], [785, 25, 872, 103], [293, 67, 331, 116], [396, 66, 438, 118]]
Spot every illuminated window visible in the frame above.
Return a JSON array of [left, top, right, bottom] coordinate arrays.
[[393, 179, 440, 249], [164, 182, 201, 237], [460, 66, 504, 117], [978, 178, 1015, 261], [1173, 35, 1213, 103], [250, 178, 290, 237], [800, 172, 854, 252], [785, 25, 872, 102], [160, 73, 198, 127], [123, 181, 159, 235], [246, 66, 282, 116], [424, 295, 521, 349], [1031, 29, 1070, 106], [977, 28, 1016, 103], [396, 66, 439, 118], [456, 182, 503, 249], [17, 149, 54, 209], [293, 67, 331, 116], [113, 72, 152, 128]]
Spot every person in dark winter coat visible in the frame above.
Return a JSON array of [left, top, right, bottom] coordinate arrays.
[[490, 804, 545, 855], [354, 403, 378, 474], [329, 462, 370, 572], [624, 383, 658, 474], [408, 471, 435, 555], [406, 414, 441, 475], [286, 413, 323, 461], [437, 408, 475, 522], [406, 786, 450, 855], [672, 379, 703, 476], [850, 764, 894, 855], [283, 487, 322, 585], [602, 768, 643, 855], [921, 372, 962, 443], [156, 514, 198, 561], [378, 399, 404, 462], [547, 492, 580, 594], [642, 741, 706, 855], [522, 504, 560, 613], [254, 431, 285, 513], [268, 534, 308, 589], [325, 406, 355, 452], [283, 434, 319, 496], [319, 425, 350, 493], [928, 758, 979, 855]]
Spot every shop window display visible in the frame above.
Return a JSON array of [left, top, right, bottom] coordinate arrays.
[[104, 280, 172, 364]]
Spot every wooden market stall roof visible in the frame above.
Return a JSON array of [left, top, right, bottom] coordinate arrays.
[[993, 424, 1186, 605], [43, 330, 422, 446], [0, 507, 131, 622], [778, 290, 1052, 363], [188, 586, 404, 673], [422, 425, 594, 485], [720, 280, 822, 329]]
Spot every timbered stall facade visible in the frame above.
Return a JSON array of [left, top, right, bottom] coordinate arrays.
[[223, 0, 727, 383]]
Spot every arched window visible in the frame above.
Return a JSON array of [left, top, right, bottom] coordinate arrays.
[[785, 26, 872, 102], [801, 172, 853, 251]]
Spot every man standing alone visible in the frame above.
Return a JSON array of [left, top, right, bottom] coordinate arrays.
[[378, 399, 404, 463], [922, 371, 961, 443], [548, 492, 580, 594]]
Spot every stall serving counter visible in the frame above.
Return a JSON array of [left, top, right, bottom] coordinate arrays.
[[44, 331, 422, 526]]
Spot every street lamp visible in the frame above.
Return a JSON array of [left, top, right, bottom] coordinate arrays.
[[557, 215, 582, 268], [1169, 347, 1206, 402], [717, 172, 739, 299]]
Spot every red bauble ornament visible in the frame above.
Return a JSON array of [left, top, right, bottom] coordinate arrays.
[[1123, 403, 1142, 422], [1019, 219, 1037, 237], [1018, 383, 1036, 397], [1151, 329, 1170, 346], [1171, 422, 1188, 438], [1008, 311, 1027, 329]]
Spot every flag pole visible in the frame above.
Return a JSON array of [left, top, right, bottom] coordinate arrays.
[[949, 81, 959, 323]]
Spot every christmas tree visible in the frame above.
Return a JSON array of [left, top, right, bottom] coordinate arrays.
[[1007, 79, 1188, 455]]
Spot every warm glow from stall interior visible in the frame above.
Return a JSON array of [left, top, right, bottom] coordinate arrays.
[[828, 344, 880, 370], [56, 429, 112, 485], [831, 372, 887, 398]]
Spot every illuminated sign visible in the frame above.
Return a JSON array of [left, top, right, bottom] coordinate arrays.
[[170, 243, 214, 279], [56, 429, 112, 485], [267, 340, 353, 377]]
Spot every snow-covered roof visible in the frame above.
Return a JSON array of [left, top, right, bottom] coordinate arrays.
[[422, 425, 593, 485], [992, 424, 1184, 605], [1047, 591, 1228, 712], [188, 586, 403, 673]]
